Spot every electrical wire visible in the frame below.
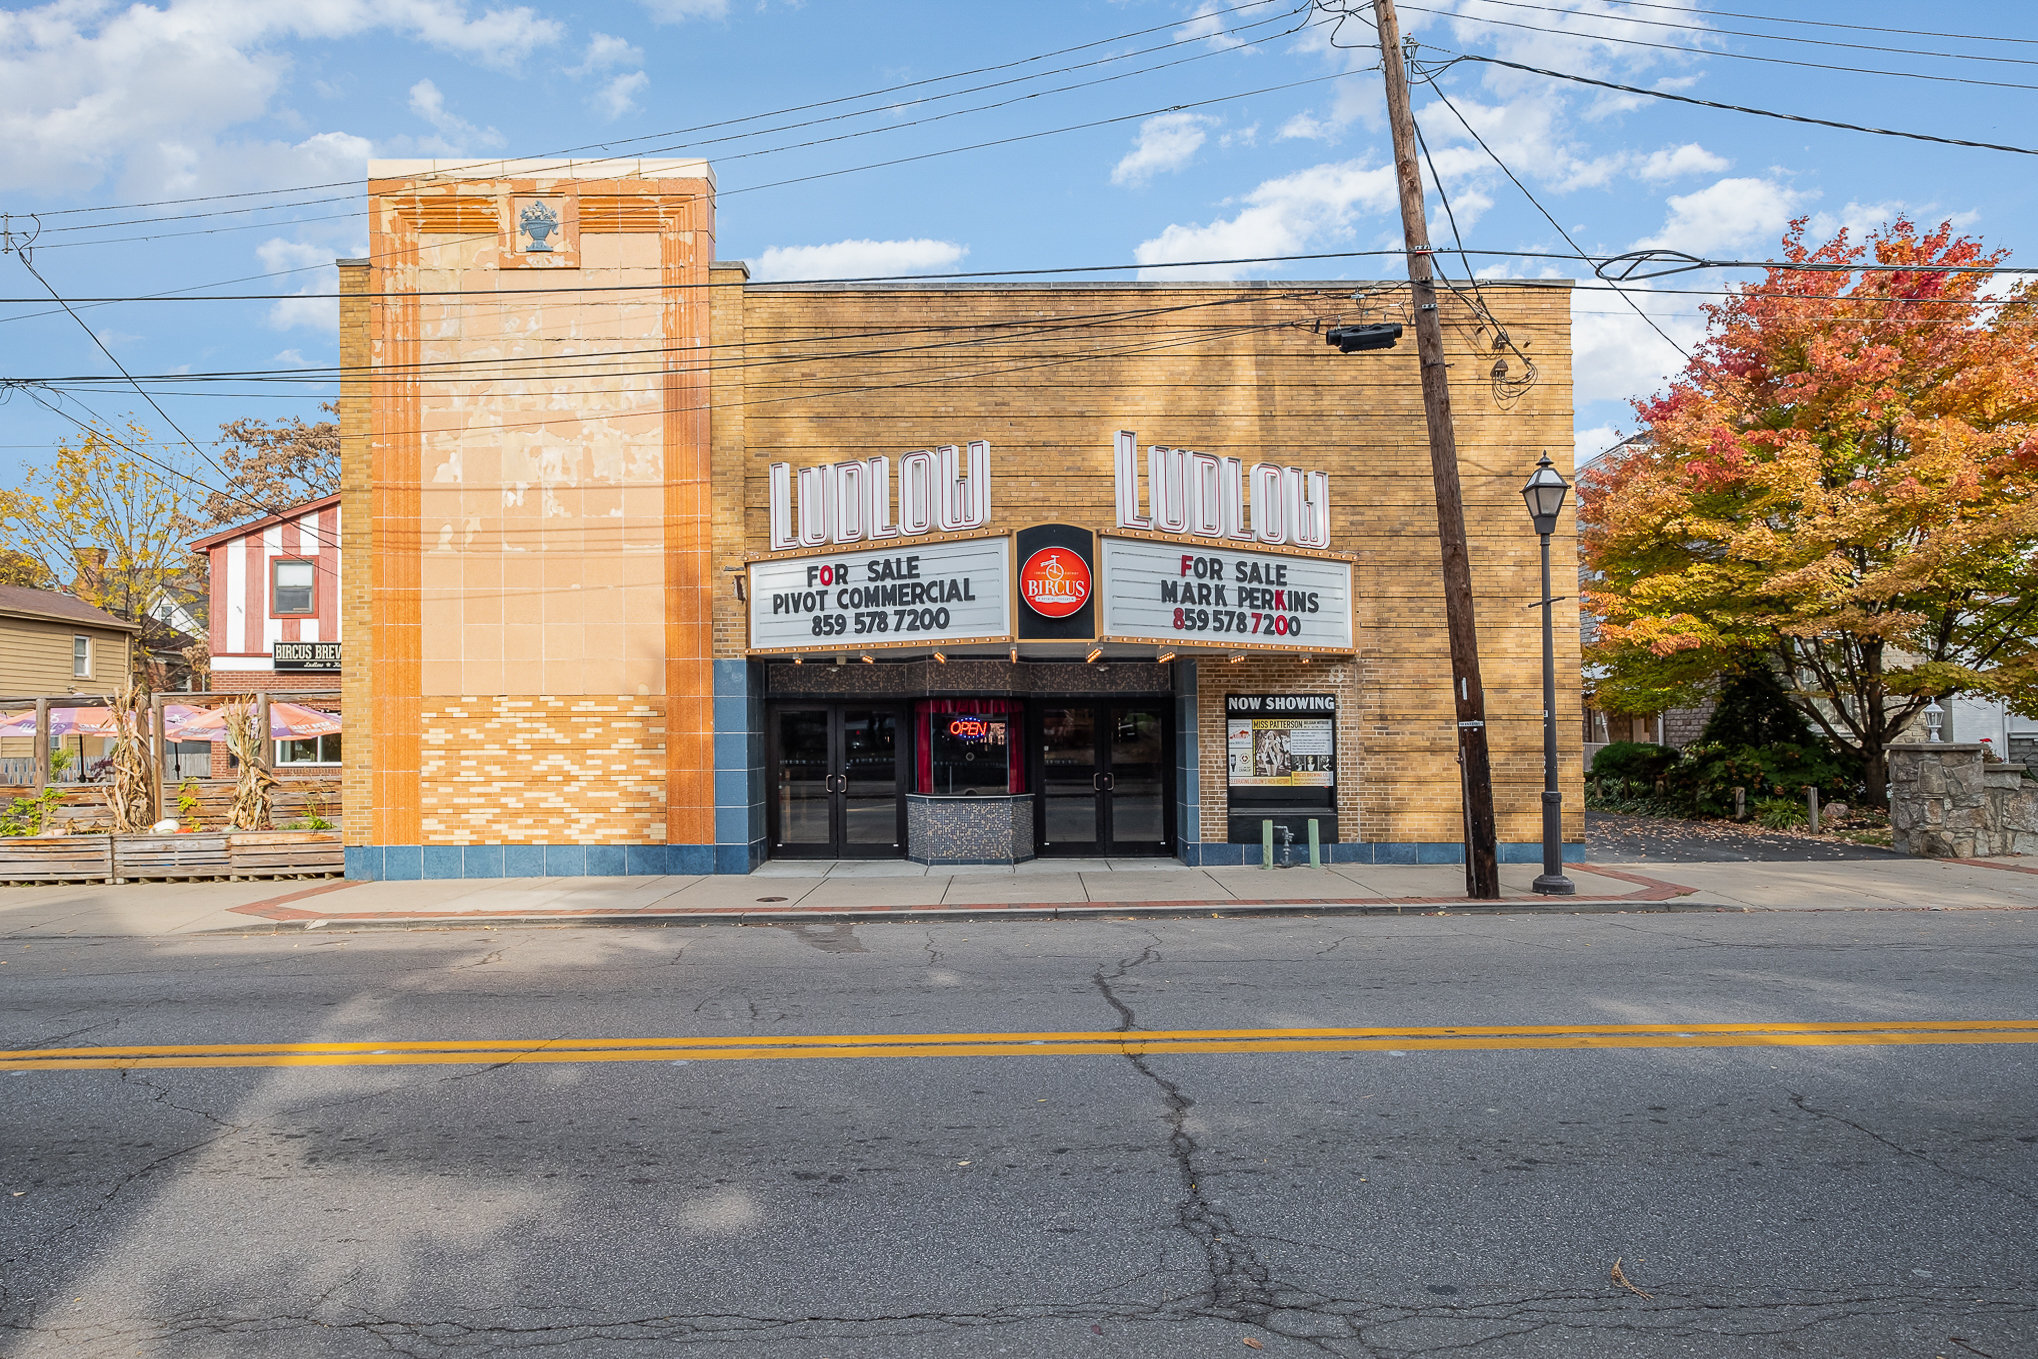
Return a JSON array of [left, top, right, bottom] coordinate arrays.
[[32, 3, 1317, 243], [1397, 2, 2038, 92], [1403, 60, 1691, 359], [1408, 113, 1539, 405], [33, 60, 1372, 253], [27, 0, 1298, 224], [1443, 0, 2038, 70], [1419, 47, 2038, 157], [1579, 0, 2038, 49]]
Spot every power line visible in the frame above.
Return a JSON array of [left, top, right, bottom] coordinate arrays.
[[1398, 1, 2038, 92], [24, 0, 1297, 224], [1445, 0, 2038, 70], [1584, 0, 2038, 49], [1403, 62, 1691, 359], [1421, 47, 2038, 157], [33, 3, 1316, 244]]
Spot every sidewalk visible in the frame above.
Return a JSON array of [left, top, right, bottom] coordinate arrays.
[[5, 854, 2038, 937]]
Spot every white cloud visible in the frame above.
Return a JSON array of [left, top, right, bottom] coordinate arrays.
[[750, 238, 969, 282], [1573, 423, 1626, 470], [408, 79, 502, 151], [1635, 143, 1729, 182], [572, 32, 643, 74], [0, 0, 560, 195], [639, 0, 730, 20], [1177, 0, 1253, 50], [1133, 159, 1399, 280], [1635, 176, 1811, 255], [257, 238, 341, 332], [1112, 113, 1211, 187], [1570, 286, 1704, 409], [593, 71, 650, 120], [1807, 199, 1979, 244]]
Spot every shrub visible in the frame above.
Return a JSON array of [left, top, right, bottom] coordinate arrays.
[[1666, 740, 1859, 818], [1755, 796, 1809, 829], [1699, 660, 1814, 748], [1591, 741, 1678, 782]]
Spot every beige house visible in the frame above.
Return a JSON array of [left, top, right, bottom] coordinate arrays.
[[0, 585, 139, 783]]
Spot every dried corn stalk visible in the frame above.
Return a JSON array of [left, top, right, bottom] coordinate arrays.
[[104, 683, 157, 833], [224, 699, 278, 831]]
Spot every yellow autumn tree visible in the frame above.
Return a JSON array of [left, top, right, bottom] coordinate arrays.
[[0, 419, 203, 674]]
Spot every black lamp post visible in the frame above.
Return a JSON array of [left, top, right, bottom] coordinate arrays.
[[1522, 452, 1575, 895]]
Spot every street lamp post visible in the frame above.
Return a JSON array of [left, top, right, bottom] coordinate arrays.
[[1522, 453, 1575, 896]]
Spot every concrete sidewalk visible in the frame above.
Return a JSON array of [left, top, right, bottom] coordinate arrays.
[[4, 854, 2038, 936]]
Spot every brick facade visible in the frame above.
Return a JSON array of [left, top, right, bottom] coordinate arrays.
[[342, 159, 1582, 878], [417, 697, 666, 844]]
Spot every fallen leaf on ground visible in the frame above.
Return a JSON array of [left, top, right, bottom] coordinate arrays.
[[1611, 1257, 1653, 1300], [1242, 1339, 1264, 1349]]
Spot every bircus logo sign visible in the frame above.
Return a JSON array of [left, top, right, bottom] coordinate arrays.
[[1019, 546, 1091, 618]]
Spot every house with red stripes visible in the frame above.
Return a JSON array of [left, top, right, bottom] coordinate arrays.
[[191, 493, 343, 770]]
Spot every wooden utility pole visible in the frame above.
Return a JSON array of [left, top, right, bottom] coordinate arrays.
[[1373, 0, 1500, 898]]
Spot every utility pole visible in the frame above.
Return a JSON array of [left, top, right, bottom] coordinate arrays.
[[1373, 0, 1500, 899]]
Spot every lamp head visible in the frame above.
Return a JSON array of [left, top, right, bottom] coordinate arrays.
[[1521, 452, 1570, 536]]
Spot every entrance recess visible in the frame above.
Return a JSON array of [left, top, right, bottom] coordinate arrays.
[[769, 705, 905, 858], [1034, 704, 1171, 857]]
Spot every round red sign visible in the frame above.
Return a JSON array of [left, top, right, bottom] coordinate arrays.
[[1019, 546, 1091, 618]]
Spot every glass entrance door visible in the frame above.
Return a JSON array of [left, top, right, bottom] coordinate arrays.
[[1038, 706, 1102, 856], [770, 706, 904, 858], [1034, 703, 1171, 857]]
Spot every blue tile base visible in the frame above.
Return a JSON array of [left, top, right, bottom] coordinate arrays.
[[1173, 842, 1586, 868], [347, 845, 727, 881]]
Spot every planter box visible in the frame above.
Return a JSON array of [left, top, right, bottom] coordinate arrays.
[[0, 834, 114, 883], [228, 831, 343, 878], [115, 833, 231, 881]]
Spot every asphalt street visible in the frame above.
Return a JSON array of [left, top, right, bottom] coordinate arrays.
[[3, 909, 2034, 1358]]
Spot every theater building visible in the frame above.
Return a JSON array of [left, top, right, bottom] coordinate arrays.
[[339, 159, 1581, 879]]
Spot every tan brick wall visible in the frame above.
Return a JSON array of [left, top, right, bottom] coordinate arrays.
[[724, 281, 1583, 845], [1196, 656, 1362, 842], [418, 697, 667, 844], [338, 259, 373, 846]]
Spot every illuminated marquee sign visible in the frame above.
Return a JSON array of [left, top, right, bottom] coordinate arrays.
[[748, 536, 1012, 653], [768, 442, 991, 550], [1098, 536, 1354, 652], [1111, 430, 1331, 549]]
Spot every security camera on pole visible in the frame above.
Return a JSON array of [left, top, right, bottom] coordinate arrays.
[[1370, 0, 1501, 900]]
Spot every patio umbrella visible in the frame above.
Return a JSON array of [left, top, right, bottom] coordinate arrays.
[[169, 701, 342, 743], [0, 707, 119, 738]]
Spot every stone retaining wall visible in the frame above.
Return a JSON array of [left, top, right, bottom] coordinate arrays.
[[1888, 742, 2038, 857]]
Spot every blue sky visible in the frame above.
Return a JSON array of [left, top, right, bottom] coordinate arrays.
[[1, 0, 2034, 490]]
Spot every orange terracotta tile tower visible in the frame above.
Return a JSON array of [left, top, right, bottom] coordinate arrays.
[[340, 158, 717, 877]]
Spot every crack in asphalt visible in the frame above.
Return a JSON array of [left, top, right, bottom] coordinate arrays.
[[1091, 941, 1365, 1354], [1786, 1091, 2038, 1209]]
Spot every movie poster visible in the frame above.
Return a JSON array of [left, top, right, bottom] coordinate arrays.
[[1225, 696, 1336, 788]]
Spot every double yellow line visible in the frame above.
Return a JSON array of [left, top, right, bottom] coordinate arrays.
[[5, 1020, 2036, 1071]]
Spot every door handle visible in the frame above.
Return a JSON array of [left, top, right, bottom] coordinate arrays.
[[1092, 773, 1104, 792], [1102, 772, 1116, 791]]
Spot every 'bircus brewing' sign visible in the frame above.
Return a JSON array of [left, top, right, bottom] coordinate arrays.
[[1098, 536, 1353, 652], [748, 537, 1012, 653]]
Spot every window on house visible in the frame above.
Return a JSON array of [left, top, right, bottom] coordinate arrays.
[[72, 635, 90, 678], [272, 559, 315, 615], [276, 733, 343, 766]]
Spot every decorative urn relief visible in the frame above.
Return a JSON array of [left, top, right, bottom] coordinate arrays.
[[518, 199, 561, 253]]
